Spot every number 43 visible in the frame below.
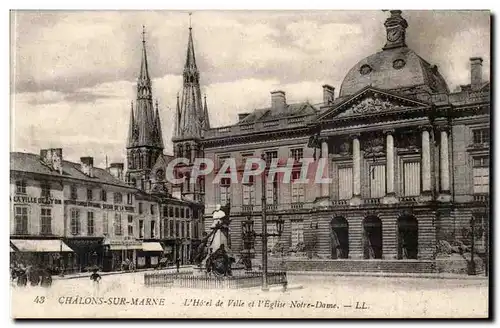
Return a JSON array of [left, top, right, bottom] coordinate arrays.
[[34, 296, 45, 304]]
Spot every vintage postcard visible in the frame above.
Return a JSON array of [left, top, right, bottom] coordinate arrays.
[[9, 9, 490, 319]]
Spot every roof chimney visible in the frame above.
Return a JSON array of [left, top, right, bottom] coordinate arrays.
[[271, 90, 286, 110], [40, 148, 63, 174], [470, 57, 483, 90], [322, 85, 335, 105], [108, 162, 124, 181], [80, 157, 94, 177]]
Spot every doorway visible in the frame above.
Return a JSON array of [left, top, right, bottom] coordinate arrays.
[[363, 216, 382, 259]]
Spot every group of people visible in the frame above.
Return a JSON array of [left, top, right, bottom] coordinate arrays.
[[120, 258, 136, 271], [10, 262, 52, 287]]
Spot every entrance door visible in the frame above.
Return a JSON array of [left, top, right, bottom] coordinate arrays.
[[398, 215, 418, 259], [330, 217, 349, 259], [363, 216, 382, 259]]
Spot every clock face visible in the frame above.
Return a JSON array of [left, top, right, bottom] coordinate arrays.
[[387, 28, 401, 42]]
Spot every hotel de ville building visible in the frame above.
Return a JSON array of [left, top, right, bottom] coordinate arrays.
[[144, 10, 491, 273]]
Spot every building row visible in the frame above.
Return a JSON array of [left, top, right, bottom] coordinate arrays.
[[10, 149, 203, 272]]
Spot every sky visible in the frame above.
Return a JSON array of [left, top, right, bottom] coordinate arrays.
[[10, 10, 490, 168]]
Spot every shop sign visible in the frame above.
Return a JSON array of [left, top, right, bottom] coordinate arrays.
[[11, 195, 62, 205]]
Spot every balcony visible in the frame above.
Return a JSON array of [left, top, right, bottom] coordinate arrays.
[[474, 194, 489, 202], [363, 198, 381, 205], [399, 196, 418, 203], [266, 204, 278, 211], [291, 203, 304, 210], [332, 200, 349, 206], [241, 205, 254, 213]]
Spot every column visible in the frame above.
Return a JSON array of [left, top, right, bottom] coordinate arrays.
[[421, 127, 431, 192], [385, 130, 395, 195], [321, 140, 330, 198], [440, 128, 450, 192], [352, 135, 361, 197]]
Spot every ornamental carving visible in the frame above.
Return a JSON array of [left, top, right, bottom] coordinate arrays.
[[338, 97, 404, 117]]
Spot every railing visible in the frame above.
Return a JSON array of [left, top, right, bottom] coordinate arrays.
[[263, 120, 280, 128], [291, 203, 304, 210], [399, 196, 417, 203], [241, 205, 254, 213], [332, 200, 349, 206], [266, 204, 278, 211], [240, 124, 254, 131], [144, 271, 287, 289], [363, 198, 381, 205], [474, 194, 489, 202], [287, 117, 305, 125]]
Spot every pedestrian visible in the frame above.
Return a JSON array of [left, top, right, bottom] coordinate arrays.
[[90, 269, 102, 296], [176, 258, 180, 273], [40, 267, 52, 288]]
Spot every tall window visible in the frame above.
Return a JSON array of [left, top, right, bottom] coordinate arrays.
[[150, 204, 155, 215], [267, 222, 278, 250], [70, 209, 80, 235], [162, 206, 168, 217], [264, 151, 278, 166], [369, 164, 386, 198], [175, 207, 179, 218], [70, 185, 78, 200], [128, 215, 134, 237], [101, 189, 107, 202], [87, 188, 93, 201], [127, 193, 133, 205], [162, 219, 168, 237], [151, 221, 156, 238], [103, 213, 108, 235], [169, 207, 174, 217], [139, 220, 144, 238], [266, 173, 278, 205], [473, 128, 490, 144], [181, 221, 185, 238], [87, 211, 95, 236], [187, 222, 191, 238], [290, 148, 303, 162], [170, 220, 174, 237], [14, 206, 28, 235], [114, 213, 122, 235], [175, 221, 180, 237], [403, 161, 421, 196], [41, 182, 51, 198], [194, 221, 199, 239], [291, 171, 305, 203], [473, 156, 489, 194], [219, 178, 231, 206], [291, 220, 304, 246], [242, 176, 255, 205], [338, 166, 353, 200], [40, 208, 52, 235], [138, 202, 143, 214], [181, 208, 185, 218], [16, 180, 27, 194], [114, 192, 123, 204]]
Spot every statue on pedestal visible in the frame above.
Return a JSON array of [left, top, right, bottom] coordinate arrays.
[[193, 203, 235, 276]]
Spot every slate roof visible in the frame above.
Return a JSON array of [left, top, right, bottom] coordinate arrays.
[[339, 47, 449, 97], [10, 152, 133, 189], [237, 102, 318, 124]]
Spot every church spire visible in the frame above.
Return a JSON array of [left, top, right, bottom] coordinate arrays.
[[175, 15, 205, 141], [127, 101, 136, 148], [202, 94, 211, 130], [154, 99, 164, 149], [174, 93, 181, 137], [139, 25, 150, 83]]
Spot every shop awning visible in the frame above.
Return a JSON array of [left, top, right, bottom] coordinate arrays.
[[11, 239, 74, 253], [142, 242, 164, 252], [109, 244, 143, 251]]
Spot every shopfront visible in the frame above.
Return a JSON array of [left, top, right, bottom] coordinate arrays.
[[10, 238, 74, 273], [103, 237, 142, 271], [136, 241, 164, 268]]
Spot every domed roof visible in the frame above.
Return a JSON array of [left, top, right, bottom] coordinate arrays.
[[339, 46, 449, 98]]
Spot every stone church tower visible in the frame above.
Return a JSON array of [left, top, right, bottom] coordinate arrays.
[[172, 23, 210, 202], [126, 27, 165, 191]]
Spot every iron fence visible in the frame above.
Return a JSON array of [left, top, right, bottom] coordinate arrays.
[[144, 271, 287, 289]]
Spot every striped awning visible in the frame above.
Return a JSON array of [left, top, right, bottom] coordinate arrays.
[[10, 239, 74, 253], [142, 242, 164, 252], [109, 244, 143, 251]]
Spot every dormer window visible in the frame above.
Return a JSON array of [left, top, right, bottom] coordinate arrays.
[[360, 64, 372, 75]]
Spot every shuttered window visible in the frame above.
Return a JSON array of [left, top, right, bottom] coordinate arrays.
[[403, 161, 421, 196], [369, 164, 386, 198], [338, 167, 353, 200], [266, 173, 278, 205], [291, 171, 305, 203]]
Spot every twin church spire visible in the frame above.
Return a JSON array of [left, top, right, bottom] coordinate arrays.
[[174, 20, 211, 140], [127, 26, 164, 151]]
